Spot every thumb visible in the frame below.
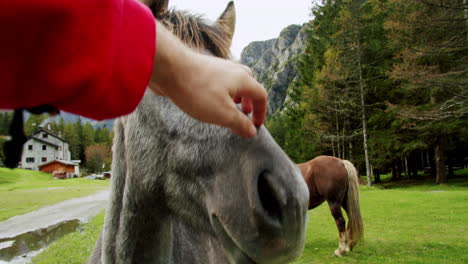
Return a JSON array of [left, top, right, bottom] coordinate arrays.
[[228, 111, 257, 138]]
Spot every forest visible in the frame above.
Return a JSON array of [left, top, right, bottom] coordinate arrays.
[[0, 112, 113, 174], [266, 0, 467, 185], [0, 0, 466, 183]]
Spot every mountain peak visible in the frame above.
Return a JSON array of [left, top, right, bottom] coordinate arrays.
[[240, 24, 308, 114]]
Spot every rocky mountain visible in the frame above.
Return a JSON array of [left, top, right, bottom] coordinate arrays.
[[57, 112, 114, 128], [25, 111, 114, 129], [240, 24, 308, 114]]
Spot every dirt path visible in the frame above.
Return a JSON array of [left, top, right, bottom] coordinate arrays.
[[0, 190, 109, 239]]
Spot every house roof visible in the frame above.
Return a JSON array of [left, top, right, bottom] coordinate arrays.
[[26, 127, 69, 147], [32, 128, 67, 143], [38, 159, 80, 168], [28, 136, 60, 148]]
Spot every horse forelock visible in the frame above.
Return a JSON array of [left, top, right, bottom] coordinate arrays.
[[142, 7, 234, 140], [151, 92, 232, 141], [153, 9, 231, 59]]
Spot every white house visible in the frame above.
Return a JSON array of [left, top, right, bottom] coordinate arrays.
[[20, 128, 73, 171]]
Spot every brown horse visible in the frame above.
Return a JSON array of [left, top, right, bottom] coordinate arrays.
[[298, 155, 363, 257]]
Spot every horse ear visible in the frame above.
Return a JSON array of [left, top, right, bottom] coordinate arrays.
[[140, 0, 169, 18], [216, 1, 236, 45]]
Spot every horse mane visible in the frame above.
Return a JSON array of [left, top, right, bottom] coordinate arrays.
[[149, 6, 232, 59]]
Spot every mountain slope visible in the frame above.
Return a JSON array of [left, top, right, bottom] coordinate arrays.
[[240, 24, 307, 114]]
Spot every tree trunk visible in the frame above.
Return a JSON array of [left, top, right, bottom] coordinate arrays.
[[334, 94, 341, 159], [331, 137, 336, 157], [435, 136, 447, 184], [447, 152, 454, 178], [429, 151, 436, 177], [357, 44, 372, 186], [404, 155, 410, 179], [421, 151, 425, 169], [464, 0, 468, 41], [391, 161, 398, 181], [397, 158, 403, 179], [374, 168, 381, 183], [426, 151, 431, 175], [411, 153, 419, 178], [342, 125, 346, 160]]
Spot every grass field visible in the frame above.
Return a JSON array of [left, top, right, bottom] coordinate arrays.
[[31, 211, 105, 264], [293, 179, 468, 264], [0, 168, 109, 221], [29, 170, 468, 264]]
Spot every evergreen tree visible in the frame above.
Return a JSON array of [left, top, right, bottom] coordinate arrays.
[[62, 122, 80, 160], [82, 123, 96, 150], [0, 112, 13, 135], [24, 114, 48, 136], [385, 0, 468, 183]]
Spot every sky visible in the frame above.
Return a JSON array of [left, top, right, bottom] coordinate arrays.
[[168, 0, 312, 59]]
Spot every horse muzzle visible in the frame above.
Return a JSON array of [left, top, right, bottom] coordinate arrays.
[[208, 165, 309, 264]]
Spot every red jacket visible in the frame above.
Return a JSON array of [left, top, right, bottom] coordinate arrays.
[[0, 0, 155, 120]]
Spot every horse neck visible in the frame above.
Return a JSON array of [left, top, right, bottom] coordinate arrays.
[[101, 115, 176, 264], [102, 196, 175, 263], [298, 162, 312, 180]]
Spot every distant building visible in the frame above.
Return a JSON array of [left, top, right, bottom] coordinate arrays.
[[20, 128, 76, 171], [38, 160, 80, 178]]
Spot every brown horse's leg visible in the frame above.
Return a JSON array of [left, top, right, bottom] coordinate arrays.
[[328, 201, 350, 257], [341, 197, 355, 251], [341, 204, 356, 251]]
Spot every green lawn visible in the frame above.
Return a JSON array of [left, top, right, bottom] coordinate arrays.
[[30, 171, 468, 264], [293, 184, 468, 264], [0, 168, 109, 221], [32, 211, 105, 264]]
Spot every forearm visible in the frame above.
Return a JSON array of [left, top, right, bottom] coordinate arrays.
[[149, 20, 197, 97], [147, 21, 266, 137]]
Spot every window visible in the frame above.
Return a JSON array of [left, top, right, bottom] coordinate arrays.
[[42, 145, 47, 151], [28, 145, 33, 150], [43, 133, 48, 138], [41, 157, 47, 162], [59, 146, 62, 151], [26, 157, 35, 163]]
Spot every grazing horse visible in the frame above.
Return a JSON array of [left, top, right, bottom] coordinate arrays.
[[298, 156, 363, 257], [89, 1, 309, 264]]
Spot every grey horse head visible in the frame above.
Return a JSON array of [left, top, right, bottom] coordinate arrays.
[[90, 2, 309, 264]]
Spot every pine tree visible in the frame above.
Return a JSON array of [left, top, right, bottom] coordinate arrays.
[[24, 114, 48, 136], [82, 123, 96, 150], [62, 122, 80, 160], [0, 112, 13, 135], [386, 0, 468, 183]]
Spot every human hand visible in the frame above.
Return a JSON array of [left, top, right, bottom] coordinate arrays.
[[149, 21, 267, 138]]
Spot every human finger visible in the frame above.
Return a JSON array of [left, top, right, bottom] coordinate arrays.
[[251, 94, 267, 127], [241, 97, 253, 114], [227, 108, 257, 138], [232, 79, 267, 127]]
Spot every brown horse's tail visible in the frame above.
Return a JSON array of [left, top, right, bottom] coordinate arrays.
[[342, 159, 364, 246]]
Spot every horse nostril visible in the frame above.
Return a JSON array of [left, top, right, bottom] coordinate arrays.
[[257, 170, 283, 223]]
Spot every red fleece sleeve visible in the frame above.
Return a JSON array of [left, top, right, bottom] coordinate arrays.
[[0, 0, 155, 120]]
